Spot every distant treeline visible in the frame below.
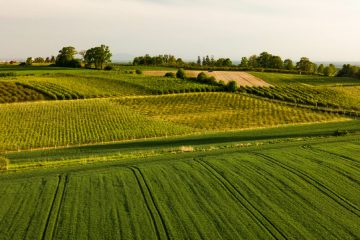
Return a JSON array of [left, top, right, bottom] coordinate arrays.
[[132, 52, 350, 77], [338, 64, 360, 79]]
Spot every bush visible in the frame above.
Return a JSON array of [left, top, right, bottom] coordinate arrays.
[[104, 65, 114, 71], [164, 72, 175, 78], [0, 157, 9, 171], [136, 69, 143, 75], [197, 72, 208, 82], [176, 68, 186, 79], [226, 81, 238, 92]]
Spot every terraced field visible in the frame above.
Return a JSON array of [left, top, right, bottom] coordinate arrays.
[[0, 136, 359, 239]]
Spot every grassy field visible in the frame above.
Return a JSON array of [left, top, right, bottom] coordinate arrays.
[[0, 93, 346, 151], [0, 134, 359, 239]]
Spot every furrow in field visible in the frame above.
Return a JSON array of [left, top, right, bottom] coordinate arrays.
[[194, 159, 286, 240], [129, 167, 169, 240], [253, 152, 360, 216]]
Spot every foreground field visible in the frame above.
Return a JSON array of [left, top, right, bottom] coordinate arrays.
[[0, 93, 346, 151], [0, 135, 359, 239], [144, 70, 272, 87]]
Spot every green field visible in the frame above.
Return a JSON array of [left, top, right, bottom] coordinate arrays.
[[0, 134, 359, 239]]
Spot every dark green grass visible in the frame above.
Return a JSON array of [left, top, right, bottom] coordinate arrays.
[[0, 136, 359, 239], [251, 72, 360, 86]]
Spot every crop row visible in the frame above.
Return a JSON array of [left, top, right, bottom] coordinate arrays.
[[0, 82, 46, 103], [241, 85, 360, 111]]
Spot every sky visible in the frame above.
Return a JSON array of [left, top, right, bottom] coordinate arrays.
[[1, 0, 359, 62]]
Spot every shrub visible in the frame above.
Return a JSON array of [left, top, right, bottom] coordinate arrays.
[[136, 69, 143, 74], [197, 72, 208, 82], [176, 68, 186, 79], [104, 65, 113, 71], [0, 157, 9, 171], [164, 72, 175, 78], [226, 81, 238, 92]]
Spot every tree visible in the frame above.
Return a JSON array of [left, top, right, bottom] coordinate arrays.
[[239, 57, 249, 68], [84, 45, 112, 69], [257, 52, 272, 68], [56, 46, 77, 66], [296, 57, 316, 73], [317, 64, 325, 74], [323, 64, 337, 76], [176, 68, 186, 79], [197, 56, 202, 66], [269, 56, 283, 69], [248, 55, 258, 68], [34, 57, 45, 63], [283, 59, 294, 70], [25, 57, 33, 66]]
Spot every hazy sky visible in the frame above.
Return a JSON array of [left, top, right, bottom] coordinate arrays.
[[1, 0, 359, 61]]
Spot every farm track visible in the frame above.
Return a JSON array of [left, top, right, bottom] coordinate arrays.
[[129, 167, 169, 240], [253, 153, 360, 217], [194, 159, 286, 240], [41, 175, 68, 240]]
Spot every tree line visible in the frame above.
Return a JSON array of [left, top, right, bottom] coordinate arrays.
[[338, 64, 360, 79], [133, 54, 185, 66], [132, 52, 343, 77]]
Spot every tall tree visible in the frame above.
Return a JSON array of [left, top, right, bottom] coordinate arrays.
[[317, 64, 325, 74], [239, 57, 249, 68], [283, 59, 294, 70], [56, 46, 77, 66], [84, 45, 112, 69]]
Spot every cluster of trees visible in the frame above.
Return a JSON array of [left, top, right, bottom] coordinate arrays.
[[54, 45, 112, 69], [338, 64, 360, 79], [24, 56, 56, 65], [239, 52, 337, 76], [133, 54, 185, 66], [196, 56, 233, 67]]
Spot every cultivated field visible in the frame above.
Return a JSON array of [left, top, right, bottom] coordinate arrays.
[[0, 93, 346, 151], [144, 70, 272, 87], [0, 135, 359, 239]]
